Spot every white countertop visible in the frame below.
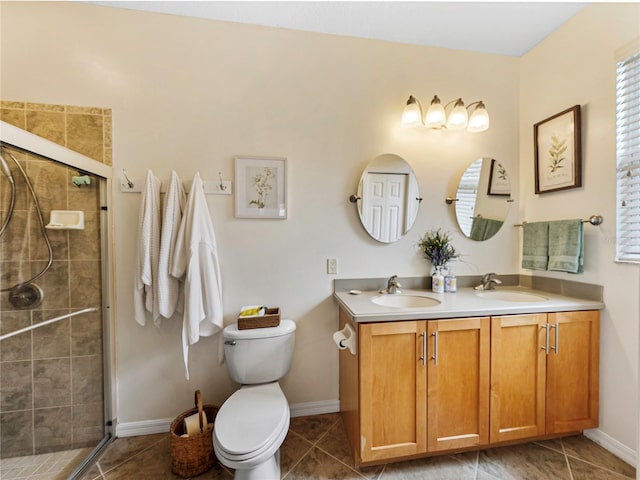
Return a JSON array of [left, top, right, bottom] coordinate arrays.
[[334, 286, 604, 323]]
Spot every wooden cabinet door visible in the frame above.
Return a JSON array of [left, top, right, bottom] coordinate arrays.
[[546, 310, 600, 434], [359, 321, 427, 462], [427, 317, 490, 451], [490, 314, 547, 443]]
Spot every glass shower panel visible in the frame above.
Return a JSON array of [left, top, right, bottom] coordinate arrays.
[[0, 144, 105, 461]]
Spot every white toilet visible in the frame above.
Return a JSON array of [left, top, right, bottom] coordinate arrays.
[[213, 320, 296, 480]]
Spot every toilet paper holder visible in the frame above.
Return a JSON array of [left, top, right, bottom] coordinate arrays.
[[333, 324, 357, 355]]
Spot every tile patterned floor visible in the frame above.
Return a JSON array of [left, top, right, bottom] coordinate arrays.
[[0, 447, 92, 479], [72, 413, 635, 480]]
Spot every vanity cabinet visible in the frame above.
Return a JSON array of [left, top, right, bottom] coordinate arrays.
[[339, 308, 600, 468], [356, 316, 490, 463], [490, 311, 600, 443]]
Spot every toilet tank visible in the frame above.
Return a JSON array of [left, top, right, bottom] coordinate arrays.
[[223, 320, 296, 384]]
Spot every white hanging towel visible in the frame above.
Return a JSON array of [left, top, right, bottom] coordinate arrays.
[[133, 170, 162, 326], [158, 171, 186, 322], [171, 172, 223, 379]]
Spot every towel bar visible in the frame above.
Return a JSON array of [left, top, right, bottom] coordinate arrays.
[[514, 214, 603, 227]]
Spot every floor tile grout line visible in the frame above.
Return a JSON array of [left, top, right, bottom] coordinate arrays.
[[378, 463, 387, 480], [93, 435, 167, 477], [290, 416, 370, 480], [561, 439, 575, 480], [94, 458, 106, 480], [564, 454, 635, 479], [561, 438, 635, 479], [313, 443, 369, 479], [473, 449, 479, 480], [281, 430, 315, 480]]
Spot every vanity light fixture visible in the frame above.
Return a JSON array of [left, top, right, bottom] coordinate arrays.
[[401, 95, 490, 132]]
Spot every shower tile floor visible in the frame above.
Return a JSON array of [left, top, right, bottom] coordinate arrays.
[[27, 413, 634, 480], [0, 447, 92, 479]]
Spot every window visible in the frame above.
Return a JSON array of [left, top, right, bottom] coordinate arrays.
[[616, 50, 640, 263], [456, 159, 482, 235]]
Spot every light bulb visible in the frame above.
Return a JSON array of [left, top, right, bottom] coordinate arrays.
[[446, 98, 468, 130], [467, 102, 490, 132], [401, 96, 422, 128], [425, 95, 446, 129]]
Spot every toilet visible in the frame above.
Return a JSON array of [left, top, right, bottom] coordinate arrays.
[[213, 320, 296, 480]]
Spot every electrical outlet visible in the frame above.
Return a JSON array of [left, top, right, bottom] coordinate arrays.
[[327, 258, 338, 275]]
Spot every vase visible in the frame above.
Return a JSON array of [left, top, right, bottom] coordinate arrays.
[[432, 266, 445, 293]]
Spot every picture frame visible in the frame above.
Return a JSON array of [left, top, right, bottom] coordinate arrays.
[[487, 159, 510, 196], [534, 105, 582, 194], [235, 156, 287, 219]]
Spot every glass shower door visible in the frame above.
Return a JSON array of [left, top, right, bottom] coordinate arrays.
[[0, 143, 107, 476]]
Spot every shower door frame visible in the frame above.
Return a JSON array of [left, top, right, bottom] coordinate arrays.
[[0, 120, 117, 457]]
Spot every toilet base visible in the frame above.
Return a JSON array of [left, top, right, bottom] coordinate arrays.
[[232, 450, 280, 480]]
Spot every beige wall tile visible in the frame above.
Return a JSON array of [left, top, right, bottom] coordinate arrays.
[[67, 105, 104, 115], [26, 110, 65, 146], [27, 102, 65, 113], [0, 108, 26, 128], [67, 114, 104, 162], [1, 100, 25, 109]]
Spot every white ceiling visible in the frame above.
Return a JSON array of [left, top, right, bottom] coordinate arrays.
[[88, 1, 586, 57]]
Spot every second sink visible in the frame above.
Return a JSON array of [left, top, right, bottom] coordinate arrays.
[[372, 294, 441, 309]]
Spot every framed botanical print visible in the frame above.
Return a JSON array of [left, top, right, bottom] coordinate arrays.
[[235, 156, 287, 219], [487, 159, 510, 196], [534, 105, 582, 194]]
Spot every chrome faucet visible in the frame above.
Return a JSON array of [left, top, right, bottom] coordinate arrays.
[[381, 275, 402, 294], [475, 272, 502, 291]]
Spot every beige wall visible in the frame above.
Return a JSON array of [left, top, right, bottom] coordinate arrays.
[[6, 1, 636, 458], [520, 4, 640, 451], [0, 1, 521, 425]]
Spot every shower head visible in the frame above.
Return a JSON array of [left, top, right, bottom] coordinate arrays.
[[0, 151, 15, 184]]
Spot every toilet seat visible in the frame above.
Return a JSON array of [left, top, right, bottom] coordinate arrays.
[[213, 383, 289, 463]]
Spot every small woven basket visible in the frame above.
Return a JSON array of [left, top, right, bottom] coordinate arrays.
[[169, 390, 219, 478], [237, 307, 281, 330]]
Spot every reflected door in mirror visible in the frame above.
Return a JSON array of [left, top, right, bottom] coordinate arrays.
[[362, 173, 408, 243]]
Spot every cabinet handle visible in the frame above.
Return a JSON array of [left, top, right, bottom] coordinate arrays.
[[420, 332, 426, 366], [550, 323, 559, 354], [541, 323, 549, 355], [432, 331, 439, 365]]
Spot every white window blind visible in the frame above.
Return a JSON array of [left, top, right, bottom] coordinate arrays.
[[456, 160, 482, 235], [616, 50, 640, 263]]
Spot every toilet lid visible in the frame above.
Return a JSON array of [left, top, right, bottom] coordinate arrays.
[[214, 383, 289, 456]]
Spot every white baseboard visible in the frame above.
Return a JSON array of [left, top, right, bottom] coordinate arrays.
[[116, 417, 173, 437], [289, 399, 340, 418], [584, 428, 637, 467], [115, 399, 341, 437]]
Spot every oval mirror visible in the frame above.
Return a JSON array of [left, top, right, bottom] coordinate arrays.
[[354, 153, 421, 243], [454, 158, 511, 241]]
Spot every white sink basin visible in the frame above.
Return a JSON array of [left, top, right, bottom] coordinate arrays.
[[475, 291, 548, 303], [372, 294, 441, 309]]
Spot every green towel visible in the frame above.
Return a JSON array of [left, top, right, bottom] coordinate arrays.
[[470, 217, 504, 241], [548, 219, 583, 273], [522, 222, 549, 270]]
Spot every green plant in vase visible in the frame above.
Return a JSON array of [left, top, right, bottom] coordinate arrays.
[[417, 228, 459, 272]]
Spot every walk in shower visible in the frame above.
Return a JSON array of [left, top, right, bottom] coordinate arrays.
[[0, 116, 114, 478]]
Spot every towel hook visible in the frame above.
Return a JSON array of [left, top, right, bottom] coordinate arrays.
[[121, 169, 134, 189], [218, 172, 227, 191]]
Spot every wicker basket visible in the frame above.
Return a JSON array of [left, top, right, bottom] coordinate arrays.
[[169, 390, 218, 478], [237, 307, 280, 330]]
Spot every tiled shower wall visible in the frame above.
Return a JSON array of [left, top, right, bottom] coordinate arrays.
[[0, 101, 111, 458]]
